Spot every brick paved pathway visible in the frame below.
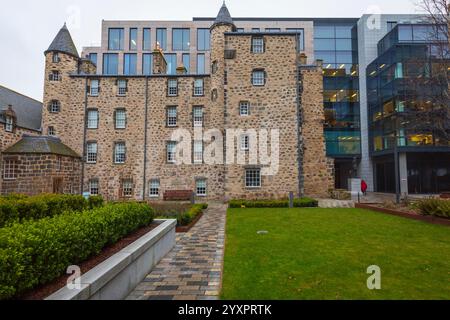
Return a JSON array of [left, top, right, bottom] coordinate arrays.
[[126, 202, 227, 300]]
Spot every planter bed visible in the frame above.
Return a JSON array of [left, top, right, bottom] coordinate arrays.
[[21, 223, 158, 300], [355, 203, 450, 227], [176, 211, 204, 233], [46, 219, 176, 300]]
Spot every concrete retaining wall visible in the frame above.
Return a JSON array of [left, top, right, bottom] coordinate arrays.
[[46, 219, 177, 300]]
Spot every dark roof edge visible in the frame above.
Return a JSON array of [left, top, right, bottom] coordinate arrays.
[[44, 49, 80, 60], [194, 17, 359, 22], [0, 85, 42, 104]]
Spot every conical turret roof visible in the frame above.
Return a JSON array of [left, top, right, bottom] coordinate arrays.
[[45, 23, 79, 58], [211, 2, 235, 29]]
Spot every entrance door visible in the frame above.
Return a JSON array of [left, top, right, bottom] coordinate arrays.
[[52, 177, 64, 194]]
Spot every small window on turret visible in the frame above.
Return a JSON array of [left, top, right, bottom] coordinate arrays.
[[52, 53, 60, 63], [49, 71, 61, 81]]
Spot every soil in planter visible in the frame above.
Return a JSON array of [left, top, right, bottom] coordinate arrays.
[[19, 223, 158, 300]]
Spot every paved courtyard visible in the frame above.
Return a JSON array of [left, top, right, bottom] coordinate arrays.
[[126, 202, 227, 300]]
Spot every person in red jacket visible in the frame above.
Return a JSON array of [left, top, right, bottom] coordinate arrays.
[[361, 180, 368, 196]]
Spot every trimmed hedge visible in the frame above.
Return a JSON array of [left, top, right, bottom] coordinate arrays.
[[417, 198, 450, 218], [229, 198, 319, 208], [177, 204, 208, 226], [0, 202, 154, 300], [0, 194, 104, 228]]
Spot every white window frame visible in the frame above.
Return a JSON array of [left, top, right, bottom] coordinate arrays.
[[122, 180, 133, 197], [193, 141, 203, 164], [50, 100, 60, 113], [196, 179, 207, 197], [168, 79, 178, 96], [89, 179, 99, 195], [90, 80, 99, 96], [50, 71, 61, 81], [252, 70, 265, 86], [52, 53, 60, 63], [114, 142, 126, 164], [239, 102, 249, 116], [86, 142, 98, 163], [167, 107, 177, 127], [167, 141, 177, 163], [193, 79, 204, 96], [3, 159, 16, 180], [240, 134, 250, 151], [245, 168, 261, 188], [48, 126, 56, 136], [252, 37, 264, 53], [117, 79, 127, 96], [149, 179, 160, 197], [87, 110, 98, 129], [115, 109, 126, 129], [193, 106, 204, 127], [5, 116, 13, 132]]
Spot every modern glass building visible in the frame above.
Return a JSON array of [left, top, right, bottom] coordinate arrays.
[[314, 19, 361, 189], [367, 24, 450, 194]]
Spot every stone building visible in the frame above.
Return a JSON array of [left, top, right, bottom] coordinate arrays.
[[1, 135, 81, 195], [0, 85, 43, 192], [39, 3, 334, 201]]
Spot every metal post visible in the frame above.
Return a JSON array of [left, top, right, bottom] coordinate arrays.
[[394, 141, 400, 204], [289, 192, 294, 208], [191, 192, 196, 205]]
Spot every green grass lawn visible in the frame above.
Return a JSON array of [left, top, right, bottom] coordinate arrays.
[[222, 208, 450, 300]]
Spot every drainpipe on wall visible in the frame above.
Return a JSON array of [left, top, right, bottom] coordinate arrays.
[[296, 65, 304, 198], [80, 77, 88, 195], [142, 77, 150, 201]]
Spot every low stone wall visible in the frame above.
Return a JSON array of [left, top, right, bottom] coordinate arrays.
[[46, 219, 177, 300]]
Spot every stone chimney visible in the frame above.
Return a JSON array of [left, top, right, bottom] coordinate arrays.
[[152, 44, 167, 75], [299, 53, 308, 65], [176, 64, 187, 75]]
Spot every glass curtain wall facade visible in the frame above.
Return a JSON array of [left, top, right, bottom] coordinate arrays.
[[314, 20, 361, 188], [367, 24, 450, 193]]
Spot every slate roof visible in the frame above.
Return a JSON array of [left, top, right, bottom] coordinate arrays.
[[0, 85, 42, 131], [212, 3, 235, 29], [45, 23, 79, 58], [3, 135, 80, 158]]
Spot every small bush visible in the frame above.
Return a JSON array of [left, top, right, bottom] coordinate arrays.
[[88, 195, 104, 209], [417, 198, 450, 218], [0, 194, 97, 228], [0, 202, 154, 300], [177, 204, 208, 226], [229, 198, 318, 209]]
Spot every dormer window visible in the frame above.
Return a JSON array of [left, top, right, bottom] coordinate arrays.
[[252, 37, 264, 54], [52, 53, 60, 63], [5, 116, 13, 132], [49, 71, 61, 81]]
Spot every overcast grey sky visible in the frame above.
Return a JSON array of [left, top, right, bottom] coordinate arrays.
[[0, 0, 419, 101]]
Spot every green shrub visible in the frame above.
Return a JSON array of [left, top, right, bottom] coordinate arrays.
[[417, 198, 450, 218], [229, 198, 318, 208], [0, 194, 96, 228], [88, 195, 104, 209], [0, 202, 154, 300], [177, 204, 208, 226], [0, 194, 29, 201]]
